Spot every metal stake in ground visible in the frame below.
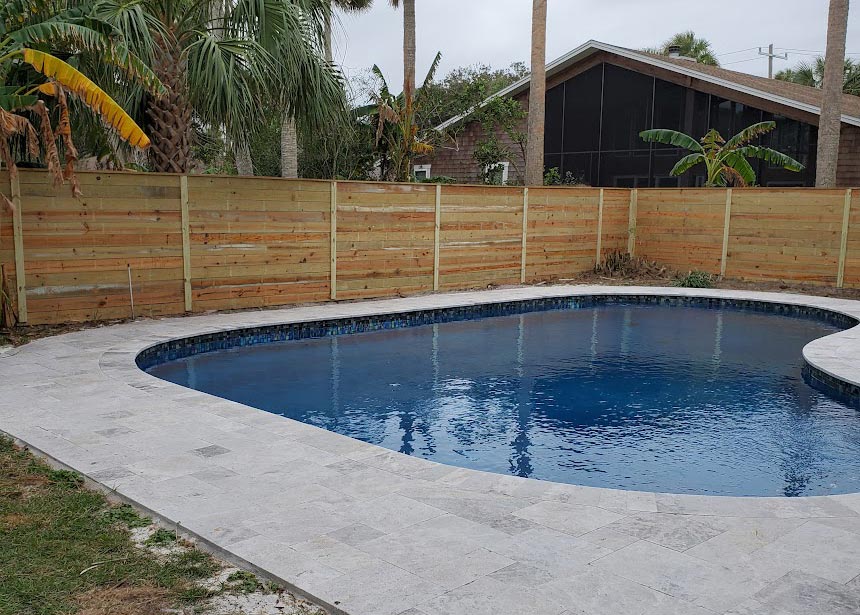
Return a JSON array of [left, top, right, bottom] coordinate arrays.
[[127, 264, 135, 320]]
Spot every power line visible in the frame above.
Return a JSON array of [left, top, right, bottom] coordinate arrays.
[[715, 47, 759, 57], [722, 56, 763, 66]]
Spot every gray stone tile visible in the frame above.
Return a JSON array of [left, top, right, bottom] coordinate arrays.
[[591, 539, 780, 613], [191, 444, 231, 458], [292, 535, 382, 574], [343, 493, 446, 534], [578, 526, 639, 552], [513, 501, 627, 537], [89, 466, 135, 482], [542, 567, 712, 615], [491, 527, 612, 576], [418, 576, 565, 615], [728, 570, 860, 615], [326, 523, 386, 547], [488, 562, 555, 587], [306, 561, 444, 615], [417, 548, 514, 590], [606, 511, 732, 551], [95, 426, 136, 437], [685, 517, 806, 563], [247, 503, 351, 546], [751, 521, 860, 584]]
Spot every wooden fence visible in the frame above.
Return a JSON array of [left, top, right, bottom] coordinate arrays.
[[0, 169, 857, 325]]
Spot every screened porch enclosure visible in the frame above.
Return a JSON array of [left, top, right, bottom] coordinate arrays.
[[544, 63, 818, 187]]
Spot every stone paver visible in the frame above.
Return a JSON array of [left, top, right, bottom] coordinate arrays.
[[3, 286, 860, 615]]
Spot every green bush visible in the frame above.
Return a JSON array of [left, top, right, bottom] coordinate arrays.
[[674, 271, 714, 288]]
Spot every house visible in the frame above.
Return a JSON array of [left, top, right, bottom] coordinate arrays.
[[419, 40, 860, 187]]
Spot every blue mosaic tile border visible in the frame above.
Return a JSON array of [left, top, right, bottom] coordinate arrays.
[[136, 295, 857, 369], [136, 294, 859, 406]]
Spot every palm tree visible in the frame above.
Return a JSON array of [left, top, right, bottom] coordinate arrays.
[[816, 0, 850, 188], [640, 122, 804, 187], [649, 31, 719, 66], [525, 0, 546, 186], [389, 0, 416, 179], [281, 0, 372, 178], [776, 57, 860, 96], [93, 0, 344, 174]]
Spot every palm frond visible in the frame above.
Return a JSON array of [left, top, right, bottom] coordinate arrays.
[[721, 151, 756, 186], [20, 48, 150, 148], [670, 152, 705, 176], [422, 51, 442, 89], [724, 121, 776, 150], [639, 129, 704, 152], [735, 146, 805, 171]]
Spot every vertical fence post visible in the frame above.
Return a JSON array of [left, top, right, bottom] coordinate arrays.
[[330, 181, 337, 300], [10, 172, 27, 324], [838, 188, 853, 288], [521, 187, 529, 284], [433, 184, 441, 291], [627, 188, 638, 256], [180, 175, 192, 312], [720, 188, 733, 278], [595, 188, 605, 265]]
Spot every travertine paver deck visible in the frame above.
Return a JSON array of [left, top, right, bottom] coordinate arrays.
[[3, 286, 860, 615]]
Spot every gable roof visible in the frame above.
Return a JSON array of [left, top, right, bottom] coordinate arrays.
[[435, 40, 860, 130]]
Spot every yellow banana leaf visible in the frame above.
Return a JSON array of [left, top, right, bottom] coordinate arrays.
[[22, 49, 151, 149]]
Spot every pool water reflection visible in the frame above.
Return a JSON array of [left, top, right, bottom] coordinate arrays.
[[148, 304, 860, 496]]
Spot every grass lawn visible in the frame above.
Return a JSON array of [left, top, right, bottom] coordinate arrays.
[[0, 436, 220, 615]]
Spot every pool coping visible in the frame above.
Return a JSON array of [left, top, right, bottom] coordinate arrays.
[[4, 285, 860, 615]]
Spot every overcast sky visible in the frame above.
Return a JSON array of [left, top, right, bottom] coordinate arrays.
[[332, 0, 860, 95]]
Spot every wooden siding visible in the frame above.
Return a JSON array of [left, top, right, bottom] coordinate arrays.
[[4, 169, 860, 326]]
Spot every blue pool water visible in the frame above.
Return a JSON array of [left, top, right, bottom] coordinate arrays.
[[147, 303, 860, 497]]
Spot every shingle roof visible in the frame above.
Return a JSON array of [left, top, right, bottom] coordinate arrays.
[[650, 52, 860, 120], [435, 41, 860, 130]]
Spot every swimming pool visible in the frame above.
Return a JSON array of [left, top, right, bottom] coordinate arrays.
[[144, 297, 860, 497]]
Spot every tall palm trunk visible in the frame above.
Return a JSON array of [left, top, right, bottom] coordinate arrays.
[[400, 0, 416, 181], [280, 2, 335, 179], [146, 42, 193, 173], [281, 118, 299, 178], [525, 0, 547, 186], [234, 141, 253, 175], [816, 0, 850, 187], [324, 10, 334, 63]]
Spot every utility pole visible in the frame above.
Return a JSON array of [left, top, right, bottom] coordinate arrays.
[[758, 44, 789, 78]]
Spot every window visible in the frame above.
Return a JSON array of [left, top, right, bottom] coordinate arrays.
[[413, 164, 431, 181], [484, 161, 509, 185]]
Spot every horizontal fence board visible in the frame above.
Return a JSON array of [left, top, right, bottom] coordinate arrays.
[[726, 190, 844, 284], [7, 170, 860, 325]]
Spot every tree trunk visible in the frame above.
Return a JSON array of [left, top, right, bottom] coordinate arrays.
[[525, 0, 547, 186], [401, 0, 416, 181], [145, 43, 193, 173], [324, 11, 333, 63], [281, 115, 299, 178], [234, 141, 253, 175], [816, 0, 850, 187]]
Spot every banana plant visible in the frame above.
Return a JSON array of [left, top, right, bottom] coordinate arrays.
[[0, 0, 160, 206], [359, 51, 441, 181], [639, 121, 804, 187]]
